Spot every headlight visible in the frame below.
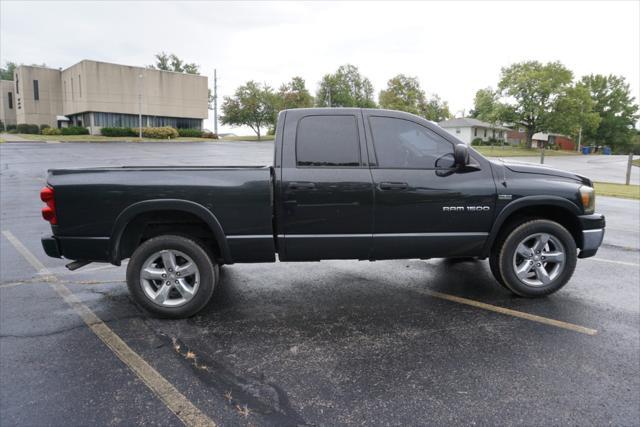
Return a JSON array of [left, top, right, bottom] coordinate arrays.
[[579, 186, 595, 214]]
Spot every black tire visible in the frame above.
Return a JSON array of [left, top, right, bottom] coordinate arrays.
[[497, 219, 577, 297], [126, 235, 218, 318]]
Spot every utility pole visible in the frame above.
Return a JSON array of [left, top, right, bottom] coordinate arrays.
[[213, 69, 218, 135], [138, 72, 143, 139], [577, 126, 582, 153]]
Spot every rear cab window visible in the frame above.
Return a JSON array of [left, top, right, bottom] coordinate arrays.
[[296, 115, 361, 167]]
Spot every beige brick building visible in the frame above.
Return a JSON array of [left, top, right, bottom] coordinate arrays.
[[0, 80, 17, 127], [1, 60, 208, 134]]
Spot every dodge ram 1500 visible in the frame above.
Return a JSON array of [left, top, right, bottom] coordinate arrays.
[[40, 108, 605, 317]]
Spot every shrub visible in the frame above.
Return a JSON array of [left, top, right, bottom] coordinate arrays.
[[101, 127, 136, 137], [42, 127, 62, 135], [202, 131, 218, 139], [177, 128, 203, 138], [39, 124, 50, 133], [6, 124, 16, 131], [0, 120, 4, 132], [61, 126, 89, 135], [17, 123, 40, 134], [133, 126, 179, 139], [471, 138, 484, 146]]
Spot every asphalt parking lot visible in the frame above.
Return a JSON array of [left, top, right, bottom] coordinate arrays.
[[1, 141, 639, 426]]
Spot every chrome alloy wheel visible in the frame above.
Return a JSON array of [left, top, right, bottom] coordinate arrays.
[[512, 233, 566, 287], [140, 249, 200, 307]]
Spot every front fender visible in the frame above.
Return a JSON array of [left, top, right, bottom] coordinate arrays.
[[482, 195, 581, 256], [109, 199, 232, 264]]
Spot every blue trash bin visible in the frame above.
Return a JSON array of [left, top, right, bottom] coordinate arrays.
[[603, 146, 612, 155], [582, 147, 590, 155]]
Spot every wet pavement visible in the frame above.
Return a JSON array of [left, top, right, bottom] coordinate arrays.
[[1, 141, 639, 426]]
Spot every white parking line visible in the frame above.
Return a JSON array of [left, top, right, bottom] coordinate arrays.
[[1, 230, 216, 427], [422, 289, 598, 336], [591, 257, 639, 267]]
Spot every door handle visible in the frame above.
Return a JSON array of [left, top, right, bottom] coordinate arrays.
[[289, 182, 316, 190], [379, 182, 409, 191]]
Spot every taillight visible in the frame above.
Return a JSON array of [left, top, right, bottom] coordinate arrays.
[[40, 186, 57, 224]]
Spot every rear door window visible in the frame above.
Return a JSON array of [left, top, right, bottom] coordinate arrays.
[[296, 115, 360, 167]]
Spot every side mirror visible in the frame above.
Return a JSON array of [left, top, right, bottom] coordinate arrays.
[[454, 144, 470, 167]]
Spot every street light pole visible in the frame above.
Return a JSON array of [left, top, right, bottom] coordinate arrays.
[[213, 69, 218, 135], [138, 72, 143, 139]]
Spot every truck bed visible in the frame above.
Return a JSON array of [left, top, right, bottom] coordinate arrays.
[[47, 165, 275, 263]]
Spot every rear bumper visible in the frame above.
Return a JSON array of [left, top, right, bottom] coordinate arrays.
[[577, 213, 605, 258], [41, 236, 111, 261], [41, 237, 62, 258]]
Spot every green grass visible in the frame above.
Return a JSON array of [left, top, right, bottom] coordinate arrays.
[[632, 158, 640, 167], [475, 146, 578, 157], [12, 134, 211, 142], [594, 181, 640, 200]]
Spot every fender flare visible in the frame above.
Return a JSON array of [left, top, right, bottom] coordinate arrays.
[[109, 199, 232, 264], [482, 195, 581, 256]]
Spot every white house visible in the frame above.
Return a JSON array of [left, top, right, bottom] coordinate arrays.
[[438, 117, 510, 145]]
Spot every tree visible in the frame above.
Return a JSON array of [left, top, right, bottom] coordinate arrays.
[[498, 61, 573, 148], [150, 52, 171, 71], [579, 74, 639, 151], [316, 64, 376, 108], [276, 76, 314, 110], [546, 84, 600, 145], [421, 94, 452, 122], [377, 74, 451, 121], [149, 52, 199, 74], [470, 88, 502, 122], [221, 81, 277, 140], [379, 74, 426, 116], [1, 61, 17, 80]]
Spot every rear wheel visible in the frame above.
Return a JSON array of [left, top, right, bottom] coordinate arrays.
[[495, 219, 577, 297], [126, 235, 218, 318]]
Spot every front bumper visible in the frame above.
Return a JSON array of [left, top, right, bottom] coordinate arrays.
[[577, 213, 605, 258]]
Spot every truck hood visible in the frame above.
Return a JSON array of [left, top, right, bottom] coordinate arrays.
[[492, 159, 592, 186]]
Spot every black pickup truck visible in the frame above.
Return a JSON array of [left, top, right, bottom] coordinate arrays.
[[40, 108, 605, 317]]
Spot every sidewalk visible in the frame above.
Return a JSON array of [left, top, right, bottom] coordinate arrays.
[[0, 133, 34, 142]]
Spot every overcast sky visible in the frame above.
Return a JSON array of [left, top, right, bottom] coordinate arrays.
[[2, 0, 638, 133]]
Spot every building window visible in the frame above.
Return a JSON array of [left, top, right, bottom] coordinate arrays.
[[474, 128, 477, 137], [8, 92, 13, 109], [33, 80, 39, 100], [91, 112, 202, 129], [15, 74, 19, 94], [484, 129, 487, 137], [455, 128, 461, 134]]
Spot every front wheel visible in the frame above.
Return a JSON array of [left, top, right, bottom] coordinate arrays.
[[126, 235, 218, 318], [496, 219, 577, 297]]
